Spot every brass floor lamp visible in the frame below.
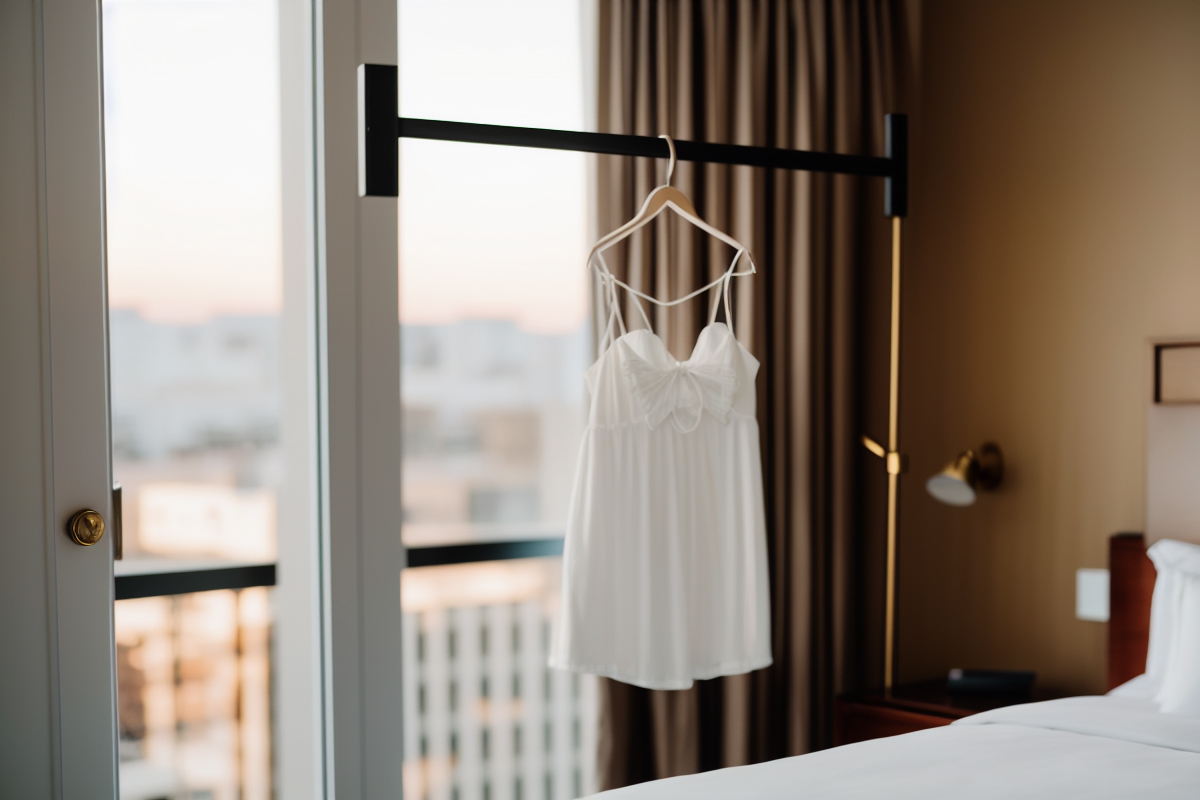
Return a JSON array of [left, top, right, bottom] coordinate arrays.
[[862, 120, 907, 692], [862, 217, 904, 691]]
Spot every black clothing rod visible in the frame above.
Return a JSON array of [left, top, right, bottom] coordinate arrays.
[[398, 118, 894, 178], [358, 64, 906, 215]]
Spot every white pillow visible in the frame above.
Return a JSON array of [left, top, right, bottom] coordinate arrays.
[[1145, 539, 1200, 715], [1156, 572, 1200, 715]]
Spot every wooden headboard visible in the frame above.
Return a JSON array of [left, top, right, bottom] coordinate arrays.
[[1107, 533, 1156, 691]]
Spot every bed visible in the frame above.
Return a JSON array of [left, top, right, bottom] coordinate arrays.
[[592, 534, 1200, 798]]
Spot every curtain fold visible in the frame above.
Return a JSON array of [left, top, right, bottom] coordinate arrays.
[[591, 0, 909, 789]]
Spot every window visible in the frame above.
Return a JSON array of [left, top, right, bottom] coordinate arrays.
[[399, 0, 589, 548], [105, 0, 282, 564], [103, 2, 293, 797], [114, 589, 271, 800], [399, 2, 597, 798], [403, 561, 596, 800]]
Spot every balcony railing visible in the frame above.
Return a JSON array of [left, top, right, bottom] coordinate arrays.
[[116, 536, 593, 800]]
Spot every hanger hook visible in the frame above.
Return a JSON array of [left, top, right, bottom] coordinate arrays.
[[658, 134, 677, 186]]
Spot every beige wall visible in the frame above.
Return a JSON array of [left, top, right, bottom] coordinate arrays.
[[899, 0, 1200, 694]]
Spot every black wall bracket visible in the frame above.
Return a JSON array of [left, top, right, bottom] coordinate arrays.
[[885, 113, 908, 217], [358, 64, 398, 198]]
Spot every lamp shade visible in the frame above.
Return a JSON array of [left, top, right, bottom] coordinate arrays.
[[926, 443, 1004, 507], [926, 451, 979, 506]]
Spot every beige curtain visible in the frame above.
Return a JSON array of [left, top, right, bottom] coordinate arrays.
[[591, 0, 909, 789]]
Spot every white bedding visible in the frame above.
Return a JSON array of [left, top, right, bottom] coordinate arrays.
[[591, 696, 1200, 799]]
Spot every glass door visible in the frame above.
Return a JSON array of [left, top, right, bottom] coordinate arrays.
[[101, 3, 320, 798]]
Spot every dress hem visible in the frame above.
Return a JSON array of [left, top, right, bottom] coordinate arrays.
[[546, 655, 774, 691]]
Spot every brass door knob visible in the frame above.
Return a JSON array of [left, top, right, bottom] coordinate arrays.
[[68, 509, 105, 546]]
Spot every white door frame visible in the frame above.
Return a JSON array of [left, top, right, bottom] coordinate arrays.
[[269, 1, 410, 797], [315, 2, 405, 797], [279, 1, 406, 797], [0, 1, 118, 797]]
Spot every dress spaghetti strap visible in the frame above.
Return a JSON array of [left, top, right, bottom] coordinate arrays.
[[590, 249, 747, 346]]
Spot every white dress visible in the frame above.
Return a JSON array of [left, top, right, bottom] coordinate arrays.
[[550, 263, 772, 690]]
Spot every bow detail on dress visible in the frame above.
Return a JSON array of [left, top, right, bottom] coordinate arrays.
[[620, 345, 738, 434]]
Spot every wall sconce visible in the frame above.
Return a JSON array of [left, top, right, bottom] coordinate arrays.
[[926, 443, 1004, 506]]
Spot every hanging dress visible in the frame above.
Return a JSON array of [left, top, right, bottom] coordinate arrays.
[[549, 256, 772, 690]]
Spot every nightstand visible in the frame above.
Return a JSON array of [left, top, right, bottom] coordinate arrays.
[[833, 680, 1036, 746]]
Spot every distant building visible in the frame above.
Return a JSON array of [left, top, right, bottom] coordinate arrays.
[[401, 319, 589, 545], [110, 309, 281, 461], [111, 310, 597, 799]]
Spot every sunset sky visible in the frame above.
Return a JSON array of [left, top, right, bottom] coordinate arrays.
[[103, 0, 588, 334], [398, 0, 588, 334], [103, 0, 282, 323]]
